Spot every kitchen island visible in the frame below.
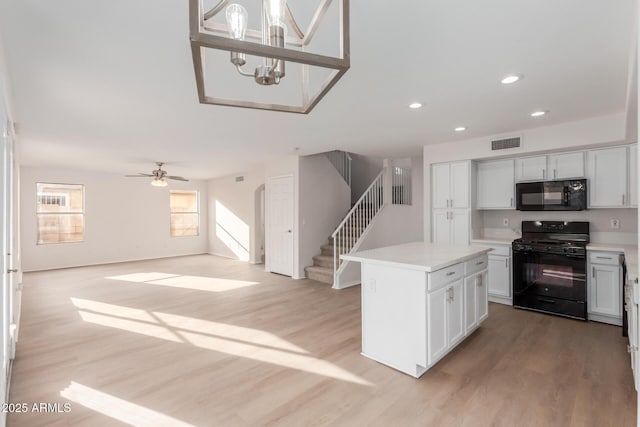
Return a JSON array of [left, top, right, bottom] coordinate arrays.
[[342, 242, 492, 378]]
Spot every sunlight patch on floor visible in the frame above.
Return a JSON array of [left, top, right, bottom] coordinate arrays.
[[71, 298, 372, 387], [60, 382, 195, 427], [105, 272, 260, 292]]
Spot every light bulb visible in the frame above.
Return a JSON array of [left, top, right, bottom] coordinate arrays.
[[225, 4, 248, 40], [264, 0, 286, 28], [151, 178, 168, 187]]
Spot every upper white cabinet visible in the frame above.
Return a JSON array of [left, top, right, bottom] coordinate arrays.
[[630, 144, 637, 207], [432, 161, 469, 209], [515, 156, 546, 181], [548, 152, 585, 180], [477, 159, 515, 209], [515, 152, 584, 182], [587, 146, 628, 208]]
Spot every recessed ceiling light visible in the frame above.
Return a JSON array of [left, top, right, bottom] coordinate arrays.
[[531, 110, 547, 117], [501, 74, 522, 85], [409, 102, 423, 109], [454, 126, 466, 132]]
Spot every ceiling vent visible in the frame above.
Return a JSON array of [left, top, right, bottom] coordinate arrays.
[[491, 136, 521, 151]]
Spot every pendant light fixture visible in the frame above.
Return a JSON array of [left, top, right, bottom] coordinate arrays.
[[189, 0, 350, 114]]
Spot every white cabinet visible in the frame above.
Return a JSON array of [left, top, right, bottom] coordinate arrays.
[[630, 144, 637, 207], [588, 250, 623, 325], [548, 152, 585, 180], [427, 279, 464, 365], [587, 147, 628, 208], [488, 255, 511, 298], [515, 156, 547, 181], [432, 161, 469, 209], [477, 159, 515, 209], [432, 210, 469, 246], [465, 269, 488, 334]]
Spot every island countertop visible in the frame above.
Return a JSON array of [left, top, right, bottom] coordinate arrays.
[[341, 241, 492, 273]]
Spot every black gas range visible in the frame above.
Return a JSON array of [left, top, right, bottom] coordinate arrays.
[[512, 221, 589, 320]]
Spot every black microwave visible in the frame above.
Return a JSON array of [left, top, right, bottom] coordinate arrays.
[[516, 179, 587, 211]]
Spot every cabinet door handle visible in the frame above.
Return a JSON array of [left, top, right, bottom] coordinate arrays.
[[542, 169, 545, 179], [596, 256, 612, 260], [505, 258, 508, 268], [622, 194, 625, 205], [592, 266, 595, 278], [446, 271, 456, 276], [476, 260, 484, 265], [478, 275, 483, 287], [510, 197, 513, 207], [554, 169, 557, 179]]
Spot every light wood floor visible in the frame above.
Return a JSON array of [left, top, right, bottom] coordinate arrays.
[[8, 254, 637, 426]]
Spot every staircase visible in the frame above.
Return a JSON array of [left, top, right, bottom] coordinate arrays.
[[304, 170, 386, 286]]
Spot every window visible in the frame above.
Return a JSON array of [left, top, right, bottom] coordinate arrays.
[[37, 183, 84, 244], [170, 190, 199, 237]]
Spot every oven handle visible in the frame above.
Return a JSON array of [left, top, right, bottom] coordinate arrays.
[[538, 298, 556, 304]]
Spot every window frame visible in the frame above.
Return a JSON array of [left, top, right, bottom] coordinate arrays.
[[36, 182, 85, 245], [169, 190, 200, 237]]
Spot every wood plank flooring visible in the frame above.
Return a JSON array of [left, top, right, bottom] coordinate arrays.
[[7, 254, 637, 426]]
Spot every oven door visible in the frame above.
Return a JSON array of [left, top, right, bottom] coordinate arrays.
[[513, 249, 587, 319]]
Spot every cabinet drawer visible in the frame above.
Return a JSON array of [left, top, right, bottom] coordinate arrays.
[[428, 263, 464, 291], [465, 255, 488, 276], [589, 252, 622, 265]]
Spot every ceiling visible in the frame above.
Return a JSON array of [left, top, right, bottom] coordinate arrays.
[[0, 0, 635, 180]]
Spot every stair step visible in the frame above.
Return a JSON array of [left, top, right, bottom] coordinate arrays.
[[321, 244, 333, 256], [305, 266, 333, 284], [313, 255, 333, 268]]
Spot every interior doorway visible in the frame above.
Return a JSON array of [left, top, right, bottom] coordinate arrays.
[[267, 175, 294, 277]]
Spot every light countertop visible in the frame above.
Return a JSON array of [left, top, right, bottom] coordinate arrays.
[[586, 243, 638, 281], [470, 238, 514, 246], [341, 242, 492, 273]]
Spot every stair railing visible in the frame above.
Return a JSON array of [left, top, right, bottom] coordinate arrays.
[[325, 150, 352, 187], [332, 169, 385, 277]]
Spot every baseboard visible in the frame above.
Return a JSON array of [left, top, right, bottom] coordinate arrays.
[[588, 312, 622, 326], [333, 280, 360, 290], [22, 252, 210, 273], [488, 295, 513, 306]]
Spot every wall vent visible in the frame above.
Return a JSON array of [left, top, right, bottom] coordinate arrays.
[[235, 176, 244, 182], [491, 136, 521, 151]]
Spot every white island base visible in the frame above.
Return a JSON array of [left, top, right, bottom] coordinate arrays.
[[342, 242, 491, 378]]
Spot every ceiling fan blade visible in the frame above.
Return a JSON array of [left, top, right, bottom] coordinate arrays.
[[125, 173, 155, 177], [166, 176, 189, 182]]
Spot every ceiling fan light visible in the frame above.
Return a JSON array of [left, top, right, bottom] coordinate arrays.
[[151, 178, 168, 187]]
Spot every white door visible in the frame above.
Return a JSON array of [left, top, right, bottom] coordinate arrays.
[[515, 156, 547, 181], [477, 270, 489, 322], [432, 210, 451, 244], [448, 280, 464, 347], [488, 255, 511, 297], [0, 113, 8, 408], [587, 147, 628, 207], [427, 286, 448, 365], [549, 152, 584, 180], [464, 275, 477, 334], [431, 163, 450, 209], [589, 264, 622, 317], [450, 162, 469, 208], [477, 159, 515, 209], [450, 210, 469, 246], [630, 144, 637, 207], [268, 176, 294, 277]]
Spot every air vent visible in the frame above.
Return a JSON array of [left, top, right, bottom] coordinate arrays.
[[235, 176, 244, 182], [491, 136, 521, 151]]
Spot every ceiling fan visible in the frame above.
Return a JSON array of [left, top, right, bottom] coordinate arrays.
[[125, 162, 189, 187]]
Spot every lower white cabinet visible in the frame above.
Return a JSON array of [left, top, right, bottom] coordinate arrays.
[[432, 209, 469, 245], [464, 269, 488, 335], [472, 241, 512, 305], [625, 277, 639, 391], [427, 280, 464, 364], [588, 250, 622, 325]]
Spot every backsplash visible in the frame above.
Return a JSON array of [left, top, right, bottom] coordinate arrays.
[[481, 208, 638, 244]]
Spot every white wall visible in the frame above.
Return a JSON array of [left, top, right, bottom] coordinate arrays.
[[299, 154, 350, 271], [350, 154, 383, 203], [482, 208, 638, 244], [264, 155, 301, 278], [207, 168, 265, 264], [20, 167, 208, 271], [424, 113, 627, 242]]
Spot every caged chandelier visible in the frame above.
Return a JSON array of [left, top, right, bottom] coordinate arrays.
[[189, 0, 350, 113]]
